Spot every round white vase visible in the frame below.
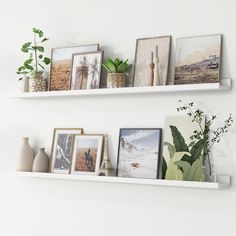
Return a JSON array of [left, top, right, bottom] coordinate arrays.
[[16, 137, 34, 172], [32, 148, 49, 172]]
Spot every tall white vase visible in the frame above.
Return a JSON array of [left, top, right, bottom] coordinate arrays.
[[32, 148, 49, 173], [17, 137, 34, 172]]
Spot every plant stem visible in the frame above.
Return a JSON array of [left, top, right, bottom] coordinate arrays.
[[34, 32, 38, 73]]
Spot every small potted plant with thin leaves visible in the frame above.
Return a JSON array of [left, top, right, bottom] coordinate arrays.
[[17, 28, 51, 92], [102, 58, 131, 88]]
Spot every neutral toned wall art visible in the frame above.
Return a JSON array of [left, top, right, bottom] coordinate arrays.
[[174, 34, 222, 85], [162, 116, 206, 181], [117, 128, 162, 179], [133, 36, 171, 87], [70, 134, 104, 175], [50, 128, 83, 174], [71, 51, 103, 90], [49, 44, 99, 91]]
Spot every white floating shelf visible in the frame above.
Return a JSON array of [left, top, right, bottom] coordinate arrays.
[[13, 79, 231, 99], [7, 171, 231, 189]]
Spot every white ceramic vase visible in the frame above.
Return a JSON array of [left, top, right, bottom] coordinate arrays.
[[32, 148, 49, 172], [17, 137, 34, 172]]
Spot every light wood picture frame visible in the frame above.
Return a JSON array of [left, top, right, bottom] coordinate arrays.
[[70, 134, 104, 175], [50, 128, 83, 174], [71, 51, 103, 90]]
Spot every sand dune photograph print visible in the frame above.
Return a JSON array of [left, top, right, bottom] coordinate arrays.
[[49, 44, 98, 91], [174, 35, 222, 85]]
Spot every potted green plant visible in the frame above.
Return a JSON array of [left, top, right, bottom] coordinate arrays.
[[17, 28, 51, 92], [102, 58, 131, 88]]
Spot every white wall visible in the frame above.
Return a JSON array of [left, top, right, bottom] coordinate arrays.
[[0, 0, 236, 235]]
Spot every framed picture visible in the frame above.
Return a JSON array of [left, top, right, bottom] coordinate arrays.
[[117, 128, 162, 179], [70, 134, 104, 175], [133, 36, 171, 87], [49, 44, 99, 91], [174, 34, 222, 85], [50, 128, 83, 174], [162, 116, 205, 181], [71, 51, 103, 90]]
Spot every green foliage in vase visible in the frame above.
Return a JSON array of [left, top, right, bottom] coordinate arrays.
[[102, 58, 131, 73], [177, 100, 233, 176], [17, 28, 51, 80]]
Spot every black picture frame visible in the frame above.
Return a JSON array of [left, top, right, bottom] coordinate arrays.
[[116, 128, 162, 179]]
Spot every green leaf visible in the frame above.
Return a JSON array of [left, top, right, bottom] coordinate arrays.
[[161, 156, 167, 179], [186, 155, 205, 181], [21, 42, 32, 52], [117, 62, 128, 73], [190, 139, 206, 163], [175, 160, 191, 180], [104, 58, 117, 73], [38, 54, 43, 59], [102, 64, 111, 73], [165, 151, 191, 180], [24, 58, 33, 65], [33, 28, 44, 37], [17, 66, 26, 72], [43, 57, 51, 65], [24, 63, 34, 70], [32, 46, 44, 52], [164, 141, 176, 159], [41, 38, 49, 43], [170, 125, 189, 152]]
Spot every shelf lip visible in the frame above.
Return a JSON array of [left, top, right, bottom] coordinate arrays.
[[6, 171, 223, 189], [12, 79, 232, 99]]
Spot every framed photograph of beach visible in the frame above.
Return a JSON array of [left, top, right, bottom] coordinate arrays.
[[49, 44, 99, 91], [70, 134, 104, 175], [174, 34, 222, 85], [117, 128, 162, 179], [49, 128, 83, 174]]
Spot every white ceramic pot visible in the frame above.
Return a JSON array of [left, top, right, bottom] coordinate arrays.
[[32, 148, 49, 172], [20, 77, 29, 92], [16, 137, 34, 172]]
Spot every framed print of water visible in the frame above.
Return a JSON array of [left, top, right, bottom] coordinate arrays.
[[70, 134, 104, 175], [117, 128, 162, 179], [133, 36, 171, 87], [71, 51, 103, 90], [50, 128, 83, 174], [174, 34, 222, 84], [49, 44, 99, 91]]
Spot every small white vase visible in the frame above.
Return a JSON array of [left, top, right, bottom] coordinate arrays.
[[17, 137, 34, 172], [20, 77, 29, 92], [32, 148, 49, 172]]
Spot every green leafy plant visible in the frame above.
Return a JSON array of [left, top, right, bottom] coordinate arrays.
[[162, 101, 233, 182], [177, 100, 233, 176], [102, 58, 131, 73], [17, 28, 51, 80]]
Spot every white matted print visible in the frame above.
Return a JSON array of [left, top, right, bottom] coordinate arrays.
[[133, 36, 171, 87], [117, 128, 162, 179], [50, 128, 83, 174], [174, 34, 222, 84], [71, 51, 103, 90], [71, 135, 104, 175]]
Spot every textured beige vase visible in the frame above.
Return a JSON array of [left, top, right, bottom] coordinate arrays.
[[17, 137, 34, 172], [107, 73, 125, 88], [29, 71, 47, 92], [32, 148, 49, 172]]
